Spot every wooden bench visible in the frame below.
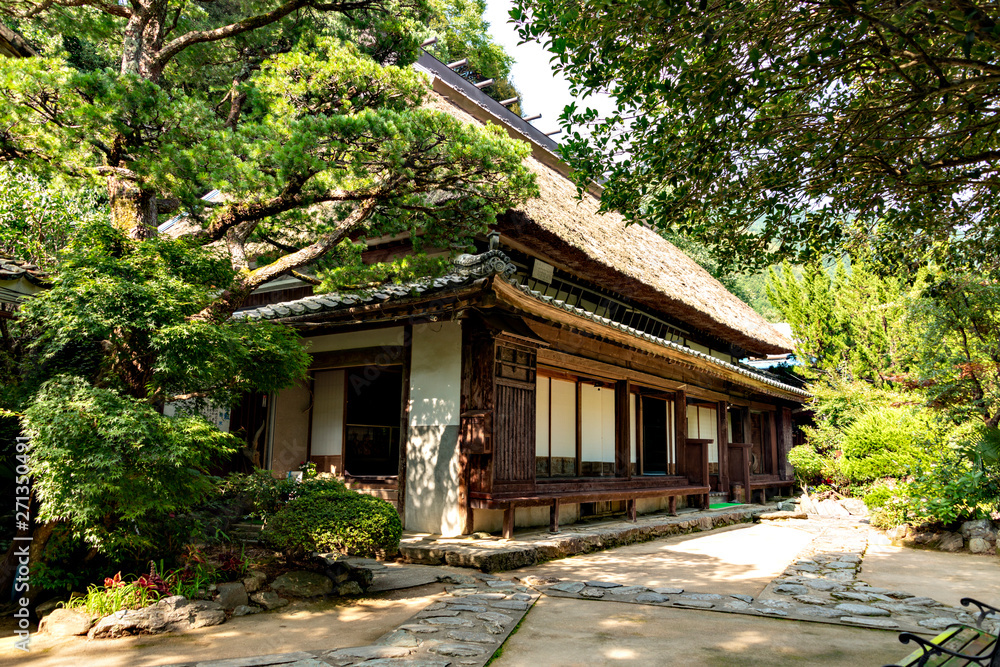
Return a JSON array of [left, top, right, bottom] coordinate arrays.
[[470, 484, 712, 539], [885, 598, 1000, 667], [748, 474, 795, 503]]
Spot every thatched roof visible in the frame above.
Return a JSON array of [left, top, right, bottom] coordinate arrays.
[[0, 25, 36, 58], [419, 61, 792, 357], [234, 245, 808, 399]]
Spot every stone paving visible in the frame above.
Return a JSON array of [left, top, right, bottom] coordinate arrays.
[[400, 505, 771, 572], [524, 515, 1000, 637], [168, 573, 537, 667], [164, 510, 1000, 667]]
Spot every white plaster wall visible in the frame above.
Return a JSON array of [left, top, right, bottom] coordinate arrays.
[[688, 404, 720, 464], [405, 321, 463, 535], [550, 378, 576, 458], [307, 327, 405, 353], [536, 376, 550, 457]]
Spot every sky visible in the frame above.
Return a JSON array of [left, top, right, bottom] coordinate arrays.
[[482, 1, 615, 138]]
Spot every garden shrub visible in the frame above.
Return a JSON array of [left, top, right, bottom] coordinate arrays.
[[264, 490, 402, 558], [838, 406, 939, 483], [907, 454, 1000, 525], [220, 470, 349, 521], [862, 483, 894, 512], [787, 444, 825, 484], [870, 495, 911, 530]]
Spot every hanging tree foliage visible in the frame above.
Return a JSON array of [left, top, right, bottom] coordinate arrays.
[[513, 0, 1000, 273], [1, 0, 536, 317]]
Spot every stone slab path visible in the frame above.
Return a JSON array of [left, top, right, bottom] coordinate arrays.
[[400, 505, 771, 572], [98, 512, 1000, 667], [518, 515, 1000, 637], [165, 573, 537, 667]]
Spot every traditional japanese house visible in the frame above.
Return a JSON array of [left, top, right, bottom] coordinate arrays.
[[230, 51, 809, 538]]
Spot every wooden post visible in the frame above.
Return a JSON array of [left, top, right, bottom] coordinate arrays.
[[627, 498, 637, 522], [668, 495, 677, 516], [503, 507, 515, 540], [575, 379, 582, 477], [636, 392, 644, 475], [674, 389, 687, 476], [616, 380, 630, 477], [768, 411, 779, 478], [779, 407, 794, 481], [550, 499, 560, 533], [717, 400, 729, 496], [396, 325, 413, 528]]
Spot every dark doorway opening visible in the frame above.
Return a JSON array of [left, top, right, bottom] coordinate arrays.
[[642, 395, 670, 474], [343, 367, 403, 477]]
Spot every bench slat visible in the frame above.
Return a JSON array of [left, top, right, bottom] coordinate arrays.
[[896, 626, 996, 666]]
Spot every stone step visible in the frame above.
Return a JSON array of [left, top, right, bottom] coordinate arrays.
[[347, 487, 399, 502]]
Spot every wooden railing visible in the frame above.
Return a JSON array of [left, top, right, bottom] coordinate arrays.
[[685, 438, 713, 509], [727, 442, 752, 503]]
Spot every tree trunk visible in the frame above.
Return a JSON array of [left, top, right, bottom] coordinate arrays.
[[107, 175, 159, 240]]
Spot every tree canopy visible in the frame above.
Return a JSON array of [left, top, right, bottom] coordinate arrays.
[[1, 0, 536, 316], [514, 0, 1000, 273]]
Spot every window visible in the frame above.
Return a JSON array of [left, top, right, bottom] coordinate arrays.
[[536, 376, 578, 477], [580, 382, 615, 476], [310, 365, 403, 477], [535, 373, 616, 478]]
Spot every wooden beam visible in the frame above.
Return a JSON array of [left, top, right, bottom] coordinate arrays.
[[779, 407, 794, 481], [575, 379, 582, 477], [768, 411, 779, 478], [309, 346, 405, 370], [538, 343, 735, 402], [674, 389, 687, 477], [397, 326, 413, 529]]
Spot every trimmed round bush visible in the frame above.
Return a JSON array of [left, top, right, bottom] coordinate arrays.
[[264, 490, 402, 558]]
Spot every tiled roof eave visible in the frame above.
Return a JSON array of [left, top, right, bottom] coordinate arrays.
[[500, 278, 810, 400]]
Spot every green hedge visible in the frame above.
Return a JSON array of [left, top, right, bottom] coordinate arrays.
[[787, 444, 826, 483], [839, 406, 937, 483], [264, 490, 401, 558]]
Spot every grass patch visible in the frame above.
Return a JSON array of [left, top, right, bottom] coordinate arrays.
[[484, 598, 536, 666]]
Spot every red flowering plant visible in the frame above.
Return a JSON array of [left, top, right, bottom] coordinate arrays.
[[136, 563, 171, 597]]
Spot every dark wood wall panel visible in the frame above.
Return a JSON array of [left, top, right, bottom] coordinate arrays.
[[494, 382, 535, 482]]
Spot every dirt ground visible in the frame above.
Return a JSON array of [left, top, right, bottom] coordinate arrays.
[[492, 596, 904, 667], [861, 540, 1000, 607], [3, 520, 999, 667], [0, 583, 446, 667], [510, 521, 817, 596]]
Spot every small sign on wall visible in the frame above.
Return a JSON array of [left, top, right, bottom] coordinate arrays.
[[163, 401, 231, 432], [531, 258, 554, 284]]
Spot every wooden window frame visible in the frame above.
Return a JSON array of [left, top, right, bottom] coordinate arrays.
[[536, 368, 619, 481], [631, 386, 680, 477], [309, 362, 405, 481]]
